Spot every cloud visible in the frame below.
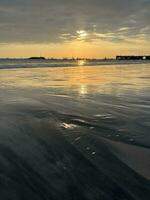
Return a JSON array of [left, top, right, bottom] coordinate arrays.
[[0, 0, 149, 44]]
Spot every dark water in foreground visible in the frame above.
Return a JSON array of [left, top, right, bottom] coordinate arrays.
[[0, 64, 150, 199]]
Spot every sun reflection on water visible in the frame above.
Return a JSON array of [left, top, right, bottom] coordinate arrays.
[[78, 60, 86, 66], [0, 64, 149, 98], [79, 84, 88, 96]]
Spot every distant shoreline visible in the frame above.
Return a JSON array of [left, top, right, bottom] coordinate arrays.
[[0, 57, 150, 61], [0, 55, 150, 61]]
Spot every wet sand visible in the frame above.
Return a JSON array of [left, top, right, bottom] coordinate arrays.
[[0, 63, 150, 199]]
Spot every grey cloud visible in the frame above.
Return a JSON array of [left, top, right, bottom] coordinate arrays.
[[0, 0, 149, 43]]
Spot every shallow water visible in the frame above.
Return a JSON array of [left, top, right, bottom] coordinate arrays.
[[0, 63, 150, 199]]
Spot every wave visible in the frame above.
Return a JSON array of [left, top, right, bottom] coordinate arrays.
[[0, 59, 150, 69]]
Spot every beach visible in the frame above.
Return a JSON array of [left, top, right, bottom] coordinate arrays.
[[0, 62, 150, 199]]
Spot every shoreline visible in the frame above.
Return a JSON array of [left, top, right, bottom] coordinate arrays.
[[0, 59, 150, 70]]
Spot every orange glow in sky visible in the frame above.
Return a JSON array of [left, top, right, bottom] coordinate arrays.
[[0, 34, 150, 58]]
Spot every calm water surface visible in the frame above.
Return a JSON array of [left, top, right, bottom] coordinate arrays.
[[0, 64, 150, 199]]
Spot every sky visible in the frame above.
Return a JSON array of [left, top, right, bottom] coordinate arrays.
[[0, 0, 150, 58]]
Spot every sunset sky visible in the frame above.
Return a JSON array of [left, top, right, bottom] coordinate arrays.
[[0, 0, 150, 58]]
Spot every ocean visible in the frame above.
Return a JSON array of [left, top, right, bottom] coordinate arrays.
[[0, 60, 150, 199]]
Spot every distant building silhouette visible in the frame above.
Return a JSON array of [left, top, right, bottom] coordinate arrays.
[[116, 56, 150, 60], [29, 57, 46, 60]]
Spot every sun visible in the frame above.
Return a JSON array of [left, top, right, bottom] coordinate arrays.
[[76, 30, 88, 39]]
